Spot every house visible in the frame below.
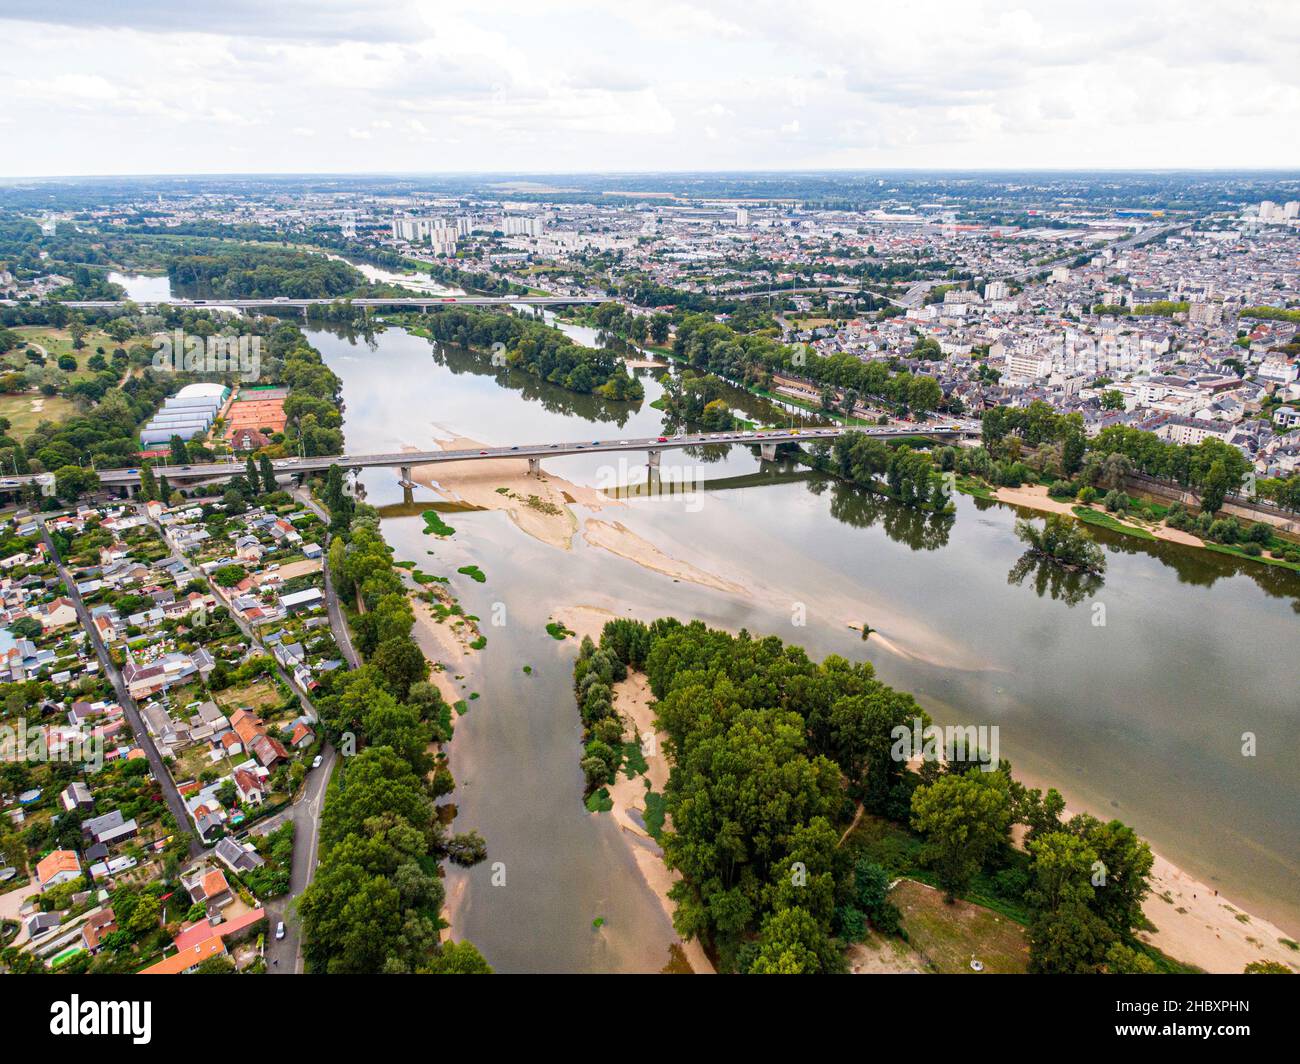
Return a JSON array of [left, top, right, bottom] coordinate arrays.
[[184, 865, 233, 908], [290, 721, 315, 749], [82, 808, 139, 846], [39, 598, 78, 631], [81, 908, 118, 953], [280, 587, 323, 613], [233, 768, 265, 806], [1273, 406, 1300, 429], [60, 781, 94, 812], [138, 935, 228, 975], [213, 836, 265, 874], [35, 850, 82, 890], [26, 911, 62, 938], [250, 734, 288, 769]]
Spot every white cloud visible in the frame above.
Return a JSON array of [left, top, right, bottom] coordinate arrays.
[[0, 0, 1297, 175]]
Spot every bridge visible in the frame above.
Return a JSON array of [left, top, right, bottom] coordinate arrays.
[[2, 295, 608, 313], [0, 423, 976, 498]]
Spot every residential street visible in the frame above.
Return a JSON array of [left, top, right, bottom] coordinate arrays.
[[258, 741, 335, 974], [40, 522, 202, 857]]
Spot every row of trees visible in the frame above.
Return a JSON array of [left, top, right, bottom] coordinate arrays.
[[671, 314, 945, 417], [981, 400, 1253, 514], [813, 433, 953, 512], [298, 482, 489, 973]]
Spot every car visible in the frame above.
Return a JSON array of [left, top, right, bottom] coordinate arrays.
[[126, 468, 138, 474], [510, 446, 519, 451], [742, 431, 755, 438], [312, 755, 323, 769], [478, 450, 488, 455], [592, 441, 601, 446], [656, 436, 668, 443], [273, 296, 289, 303], [181, 465, 192, 470], [550, 443, 559, 449], [275, 922, 285, 940]]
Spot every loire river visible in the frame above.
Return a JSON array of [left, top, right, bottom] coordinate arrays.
[[305, 321, 1300, 971], [109, 271, 1299, 968]]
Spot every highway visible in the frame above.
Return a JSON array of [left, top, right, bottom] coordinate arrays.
[[1, 294, 606, 311], [0, 424, 974, 492]]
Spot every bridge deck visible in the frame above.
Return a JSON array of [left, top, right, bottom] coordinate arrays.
[[0, 424, 974, 489]]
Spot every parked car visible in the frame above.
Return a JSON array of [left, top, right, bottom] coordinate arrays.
[[275, 922, 286, 940], [312, 755, 323, 769]]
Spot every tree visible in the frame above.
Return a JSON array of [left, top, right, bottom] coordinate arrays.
[[428, 940, 493, 974], [1199, 458, 1231, 514], [746, 906, 842, 974], [169, 435, 190, 465], [245, 455, 260, 494], [139, 461, 158, 502], [910, 770, 1014, 900], [55, 464, 100, 501], [259, 454, 277, 494]]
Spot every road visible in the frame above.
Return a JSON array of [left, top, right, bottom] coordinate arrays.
[[258, 741, 335, 974], [39, 522, 202, 857], [3, 295, 605, 311], [294, 488, 361, 668]]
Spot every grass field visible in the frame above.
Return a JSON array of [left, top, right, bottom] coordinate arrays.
[[213, 678, 282, 713], [0, 392, 81, 439], [891, 878, 1031, 974], [7, 326, 127, 381]]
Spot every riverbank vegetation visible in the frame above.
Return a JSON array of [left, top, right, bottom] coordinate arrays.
[[656, 369, 740, 430], [165, 245, 362, 299], [571, 618, 1162, 974], [804, 431, 954, 513], [1014, 514, 1107, 574], [671, 314, 946, 418], [299, 485, 490, 973], [412, 306, 644, 401]]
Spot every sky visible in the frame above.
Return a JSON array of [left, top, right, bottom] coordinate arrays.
[[3, 0, 1299, 177]]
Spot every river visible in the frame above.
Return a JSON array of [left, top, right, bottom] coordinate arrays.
[[302, 319, 1300, 971], [111, 268, 1300, 968]]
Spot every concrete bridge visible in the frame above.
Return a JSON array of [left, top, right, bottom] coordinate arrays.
[[3, 295, 606, 314], [0, 423, 975, 499]]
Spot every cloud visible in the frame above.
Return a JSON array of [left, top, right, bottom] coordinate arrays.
[[0, 0, 1298, 174]]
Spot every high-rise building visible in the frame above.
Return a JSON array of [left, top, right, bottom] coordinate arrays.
[[735, 207, 749, 226], [500, 215, 543, 238], [984, 280, 1010, 301]]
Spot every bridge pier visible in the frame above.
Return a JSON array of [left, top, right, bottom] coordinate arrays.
[[760, 442, 778, 462], [399, 465, 414, 503], [527, 457, 541, 476], [647, 448, 661, 470]]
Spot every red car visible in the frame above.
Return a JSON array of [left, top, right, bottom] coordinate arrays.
[[656, 436, 668, 442]]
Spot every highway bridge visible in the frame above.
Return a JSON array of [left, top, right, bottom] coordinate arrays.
[[0, 423, 977, 496], [2, 294, 607, 312]]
